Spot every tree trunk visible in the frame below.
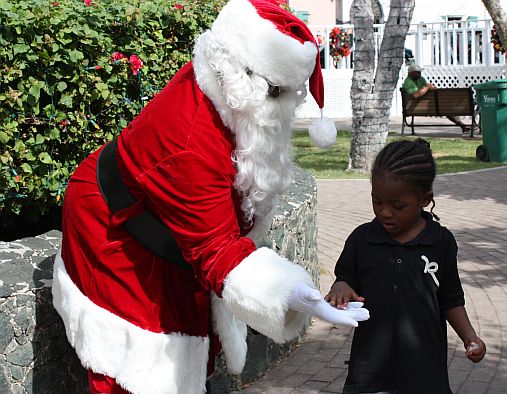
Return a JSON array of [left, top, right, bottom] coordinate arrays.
[[348, 0, 415, 172], [481, 0, 507, 54]]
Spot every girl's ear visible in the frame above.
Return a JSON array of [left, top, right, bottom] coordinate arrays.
[[421, 191, 433, 207]]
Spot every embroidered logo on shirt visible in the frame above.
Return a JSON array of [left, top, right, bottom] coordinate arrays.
[[421, 255, 439, 287]]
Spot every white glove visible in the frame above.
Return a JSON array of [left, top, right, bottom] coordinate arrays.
[[287, 283, 370, 327]]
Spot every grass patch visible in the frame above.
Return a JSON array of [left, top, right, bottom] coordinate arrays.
[[291, 129, 506, 179]]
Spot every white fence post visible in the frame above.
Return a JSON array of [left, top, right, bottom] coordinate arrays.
[[324, 26, 330, 69]]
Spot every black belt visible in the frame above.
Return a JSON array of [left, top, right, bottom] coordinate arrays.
[[96, 138, 192, 271]]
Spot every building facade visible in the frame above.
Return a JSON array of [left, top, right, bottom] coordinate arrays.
[[288, 0, 499, 26]]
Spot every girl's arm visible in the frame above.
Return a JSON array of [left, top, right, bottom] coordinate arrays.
[[445, 306, 486, 363], [326, 229, 363, 308]]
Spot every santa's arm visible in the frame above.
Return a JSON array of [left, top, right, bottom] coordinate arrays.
[[222, 247, 369, 343], [141, 151, 368, 342]]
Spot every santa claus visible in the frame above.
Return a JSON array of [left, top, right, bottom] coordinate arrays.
[[52, 0, 369, 393]]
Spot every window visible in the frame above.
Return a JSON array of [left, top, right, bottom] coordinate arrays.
[[296, 10, 309, 23]]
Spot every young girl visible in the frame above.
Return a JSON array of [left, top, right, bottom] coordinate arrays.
[[325, 138, 486, 394]]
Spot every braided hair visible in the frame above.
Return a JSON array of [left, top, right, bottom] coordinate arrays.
[[372, 138, 440, 220]]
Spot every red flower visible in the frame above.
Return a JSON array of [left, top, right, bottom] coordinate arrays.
[[15, 175, 21, 182], [84, 0, 93, 6], [52, 1, 59, 5], [174, 4, 183, 10], [111, 52, 127, 62], [129, 54, 144, 76], [331, 27, 342, 36], [95, 65, 102, 70]]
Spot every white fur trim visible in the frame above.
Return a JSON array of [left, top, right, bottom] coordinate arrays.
[[210, 0, 317, 88], [222, 247, 314, 343], [52, 250, 209, 394], [309, 116, 337, 149], [211, 292, 248, 374]]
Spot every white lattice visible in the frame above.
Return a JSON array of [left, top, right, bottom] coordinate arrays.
[[296, 65, 506, 119], [415, 65, 506, 89], [296, 69, 354, 119]]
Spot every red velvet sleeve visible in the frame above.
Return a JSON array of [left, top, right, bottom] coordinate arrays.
[[138, 150, 257, 295]]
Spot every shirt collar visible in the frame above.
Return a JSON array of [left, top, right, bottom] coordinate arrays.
[[367, 211, 441, 245]]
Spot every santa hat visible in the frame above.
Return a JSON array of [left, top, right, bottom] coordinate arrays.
[[210, 0, 337, 148]]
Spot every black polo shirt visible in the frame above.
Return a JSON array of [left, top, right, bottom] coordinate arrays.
[[336, 211, 464, 394]]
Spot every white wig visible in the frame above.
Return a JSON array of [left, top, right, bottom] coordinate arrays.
[[193, 30, 307, 224]]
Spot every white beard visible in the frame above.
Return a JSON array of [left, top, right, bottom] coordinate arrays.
[[193, 30, 307, 226], [232, 88, 304, 225]]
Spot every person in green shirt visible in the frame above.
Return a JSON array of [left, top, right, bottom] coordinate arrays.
[[403, 64, 471, 133]]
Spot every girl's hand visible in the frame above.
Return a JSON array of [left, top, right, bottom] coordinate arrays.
[[324, 281, 365, 309], [464, 337, 486, 363], [287, 283, 369, 327]]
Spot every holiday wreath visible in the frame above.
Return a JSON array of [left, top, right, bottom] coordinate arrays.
[[329, 27, 352, 66]]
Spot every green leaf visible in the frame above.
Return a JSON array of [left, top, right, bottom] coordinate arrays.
[[25, 151, 36, 161], [95, 81, 110, 100], [26, 52, 38, 61], [57, 36, 72, 45], [68, 49, 84, 62], [48, 128, 60, 140], [39, 152, 52, 164], [60, 94, 73, 107], [14, 140, 26, 152], [28, 84, 41, 102], [0, 153, 11, 165], [57, 81, 67, 92], [13, 43, 30, 55], [0, 131, 10, 144], [35, 134, 45, 144], [21, 163, 32, 174]]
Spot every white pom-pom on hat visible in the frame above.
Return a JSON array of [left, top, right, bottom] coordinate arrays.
[[309, 110, 337, 149], [306, 52, 337, 149]]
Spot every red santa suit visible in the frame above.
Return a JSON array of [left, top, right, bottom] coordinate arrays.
[[52, 1, 351, 393]]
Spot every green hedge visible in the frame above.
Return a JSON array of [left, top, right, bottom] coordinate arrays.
[[0, 0, 226, 236]]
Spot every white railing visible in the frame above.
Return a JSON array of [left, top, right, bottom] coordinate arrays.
[[311, 19, 506, 70], [406, 19, 505, 67]]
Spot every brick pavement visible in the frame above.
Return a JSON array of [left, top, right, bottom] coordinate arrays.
[[238, 166, 507, 393]]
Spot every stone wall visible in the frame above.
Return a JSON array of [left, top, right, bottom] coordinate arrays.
[[0, 166, 318, 394]]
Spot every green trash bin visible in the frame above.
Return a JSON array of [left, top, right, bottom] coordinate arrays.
[[474, 79, 507, 162]]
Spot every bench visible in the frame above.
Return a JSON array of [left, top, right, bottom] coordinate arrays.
[[400, 87, 480, 137]]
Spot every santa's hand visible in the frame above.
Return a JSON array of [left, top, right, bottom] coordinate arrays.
[[287, 283, 370, 327]]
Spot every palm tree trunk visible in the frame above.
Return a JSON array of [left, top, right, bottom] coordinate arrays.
[[348, 0, 415, 172]]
